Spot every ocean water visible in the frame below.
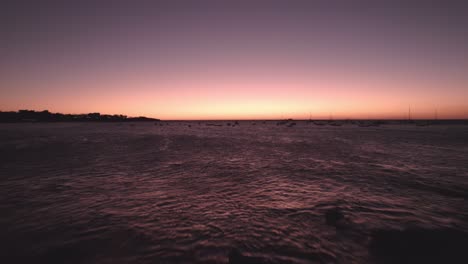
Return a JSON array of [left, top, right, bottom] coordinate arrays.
[[1, 122, 467, 263]]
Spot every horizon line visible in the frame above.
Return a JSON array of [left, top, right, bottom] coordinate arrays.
[[1, 109, 467, 121]]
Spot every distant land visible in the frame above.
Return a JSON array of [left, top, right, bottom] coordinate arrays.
[[0, 110, 160, 123], [1, 110, 468, 125]]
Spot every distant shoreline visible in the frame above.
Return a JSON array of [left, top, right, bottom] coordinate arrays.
[[0, 110, 160, 123], [1, 110, 467, 124]]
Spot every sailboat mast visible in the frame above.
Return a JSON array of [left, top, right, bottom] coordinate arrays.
[[408, 106, 411, 121]]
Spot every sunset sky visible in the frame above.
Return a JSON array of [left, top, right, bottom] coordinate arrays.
[[1, 1, 467, 119]]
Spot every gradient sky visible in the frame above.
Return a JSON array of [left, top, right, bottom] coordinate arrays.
[[1, 0, 467, 119]]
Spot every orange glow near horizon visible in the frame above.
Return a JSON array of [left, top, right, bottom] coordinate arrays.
[[2, 72, 467, 120]]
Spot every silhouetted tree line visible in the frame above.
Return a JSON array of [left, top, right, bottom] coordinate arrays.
[[0, 110, 160, 122]]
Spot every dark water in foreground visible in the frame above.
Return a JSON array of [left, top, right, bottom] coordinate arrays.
[[1, 122, 468, 263]]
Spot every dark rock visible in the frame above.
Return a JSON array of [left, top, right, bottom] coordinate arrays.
[[325, 208, 345, 227], [369, 228, 468, 264]]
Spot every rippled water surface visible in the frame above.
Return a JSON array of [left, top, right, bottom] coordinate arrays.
[[1, 122, 468, 263]]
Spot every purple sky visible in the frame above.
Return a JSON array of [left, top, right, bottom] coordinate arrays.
[[1, 0, 467, 119]]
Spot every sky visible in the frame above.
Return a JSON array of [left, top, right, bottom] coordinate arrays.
[[1, 0, 467, 119]]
